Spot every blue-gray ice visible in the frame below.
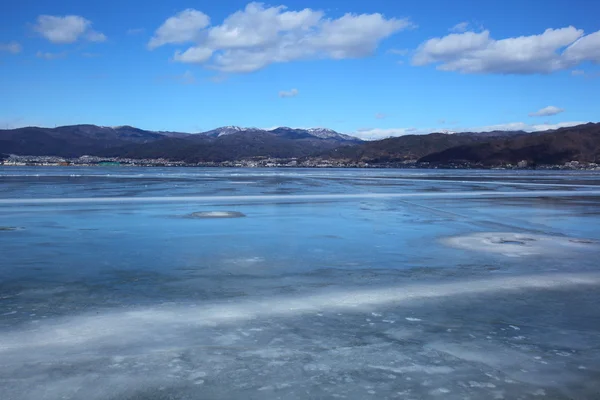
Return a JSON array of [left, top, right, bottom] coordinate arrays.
[[1, 167, 600, 400]]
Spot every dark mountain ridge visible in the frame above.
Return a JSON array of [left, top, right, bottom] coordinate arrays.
[[0, 125, 178, 157], [323, 130, 528, 163], [98, 131, 352, 163], [2, 123, 599, 166], [420, 123, 600, 165], [0, 124, 360, 161]]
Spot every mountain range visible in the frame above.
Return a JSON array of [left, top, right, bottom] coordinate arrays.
[[419, 123, 600, 166], [0, 125, 359, 161], [1, 123, 599, 166]]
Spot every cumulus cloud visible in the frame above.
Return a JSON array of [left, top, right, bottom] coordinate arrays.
[[449, 22, 469, 33], [149, 2, 413, 73], [33, 15, 106, 44], [279, 88, 299, 98], [148, 9, 210, 49], [375, 113, 387, 119], [563, 30, 600, 63], [529, 106, 565, 117], [36, 50, 67, 60], [352, 121, 586, 140], [173, 46, 213, 63], [412, 26, 600, 74], [571, 69, 585, 76], [0, 42, 22, 54]]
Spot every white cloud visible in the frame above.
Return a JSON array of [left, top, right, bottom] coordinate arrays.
[[471, 121, 584, 132], [148, 9, 210, 49], [173, 46, 213, 63], [150, 2, 413, 72], [156, 70, 197, 85], [279, 88, 299, 98], [34, 15, 106, 44], [412, 26, 600, 74], [351, 121, 586, 140], [86, 31, 107, 42], [375, 113, 386, 119], [529, 105, 564, 117], [570, 69, 600, 79], [127, 28, 145, 35], [0, 42, 22, 54], [353, 127, 429, 140], [180, 70, 196, 85], [36, 50, 67, 60], [563, 30, 600, 63], [450, 22, 469, 33]]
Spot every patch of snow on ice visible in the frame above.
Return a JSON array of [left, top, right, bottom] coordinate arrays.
[[442, 232, 599, 257], [188, 211, 246, 219]]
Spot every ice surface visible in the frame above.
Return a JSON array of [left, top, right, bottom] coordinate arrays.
[[1, 273, 600, 399], [1, 273, 599, 353], [3, 189, 600, 205], [1, 167, 600, 399], [189, 211, 246, 218]]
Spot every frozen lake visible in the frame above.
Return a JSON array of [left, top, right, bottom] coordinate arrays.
[[1, 167, 600, 399]]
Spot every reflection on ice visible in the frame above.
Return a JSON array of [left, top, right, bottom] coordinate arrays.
[[188, 211, 246, 219], [442, 232, 600, 257], [0, 226, 21, 231]]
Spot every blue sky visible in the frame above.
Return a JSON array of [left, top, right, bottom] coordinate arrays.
[[1, 0, 599, 139]]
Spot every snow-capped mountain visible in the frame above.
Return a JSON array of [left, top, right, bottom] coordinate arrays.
[[306, 128, 362, 141], [201, 126, 252, 138], [267, 127, 361, 142], [199, 126, 362, 142]]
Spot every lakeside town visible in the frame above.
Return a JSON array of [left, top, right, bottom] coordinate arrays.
[[1, 154, 599, 170]]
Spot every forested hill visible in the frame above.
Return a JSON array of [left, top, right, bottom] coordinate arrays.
[[2, 123, 599, 166]]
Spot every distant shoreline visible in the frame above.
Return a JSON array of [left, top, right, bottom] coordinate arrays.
[[2, 160, 599, 171]]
